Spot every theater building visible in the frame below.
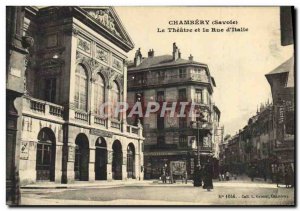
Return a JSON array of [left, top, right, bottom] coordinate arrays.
[[18, 6, 144, 185], [127, 44, 220, 179]]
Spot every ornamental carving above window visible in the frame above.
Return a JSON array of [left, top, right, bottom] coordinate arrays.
[[77, 37, 91, 53], [87, 10, 121, 37], [112, 56, 123, 70], [96, 46, 108, 63]]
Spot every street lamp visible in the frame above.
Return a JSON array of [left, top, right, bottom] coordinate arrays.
[[190, 119, 203, 168]]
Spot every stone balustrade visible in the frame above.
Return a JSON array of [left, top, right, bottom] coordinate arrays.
[[23, 96, 64, 121]]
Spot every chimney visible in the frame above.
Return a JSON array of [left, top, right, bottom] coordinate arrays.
[[172, 42, 180, 61], [134, 48, 142, 66], [189, 54, 193, 61], [148, 49, 154, 57]]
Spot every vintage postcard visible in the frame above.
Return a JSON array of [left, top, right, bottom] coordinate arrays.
[[6, 6, 295, 206]]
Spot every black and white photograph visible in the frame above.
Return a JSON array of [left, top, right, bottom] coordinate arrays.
[[5, 5, 295, 206]]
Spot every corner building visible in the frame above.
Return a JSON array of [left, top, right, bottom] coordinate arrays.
[[127, 44, 220, 179], [19, 6, 144, 185]]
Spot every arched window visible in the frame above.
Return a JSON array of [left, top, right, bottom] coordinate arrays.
[[111, 81, 120, 119], [74, 64, 88, 111], [112, 81, 120, 104], [94, 74, 105, 115]]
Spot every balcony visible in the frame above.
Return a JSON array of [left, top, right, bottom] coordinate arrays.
[[23, 96, 144, 139], [22, 96, 64, 121], [126, 125, 141, 137], [190, 121, 213, 130], [128, 72, 211, 88]]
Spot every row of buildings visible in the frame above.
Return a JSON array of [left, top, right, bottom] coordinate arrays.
[[7, 6, 223, 204], [7, 6, 145, 204], [219, 7, 294, 181], [219, 57, 294, 180]]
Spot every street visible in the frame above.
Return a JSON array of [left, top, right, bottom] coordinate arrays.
[[20, 178, 294, 206]]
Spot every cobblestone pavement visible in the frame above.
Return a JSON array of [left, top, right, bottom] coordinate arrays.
[[20, 179, 295, 206]]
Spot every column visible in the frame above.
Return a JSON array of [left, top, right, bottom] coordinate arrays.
[[122, 146, 127, 181], [139, 140, 144, 180], [89, 147, 95, 182], [54, 142, 63, 183], [63, 143, 76, 184], [106, 142, 113, 181], [135, 152, 140, 180]]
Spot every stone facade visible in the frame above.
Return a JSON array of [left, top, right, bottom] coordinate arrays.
[[127, 44, 221, 179], [17, 6, 144, 185], [6, 6, 32, 205]]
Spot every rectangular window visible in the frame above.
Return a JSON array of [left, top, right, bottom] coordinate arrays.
[[157, 136, 165, 146], [179, 68, 186, 78], [157, 91, 165, 102], [44, 78, 56, 103], [157, 114, 164, 129], [179, 136, 187, 147], [158, 71, 165, 81], [179, 117, 187, 128], [195, 89, 203, 104], [135, 92, 144, 125], [178, 88, 186, 101]]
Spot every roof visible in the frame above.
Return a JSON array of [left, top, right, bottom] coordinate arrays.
[[128, 55, 206, 71], [286, 58, 294, 87], [265, 57, 294, 88], [27, 6, 134, 52], [265, 57, 294, 76]]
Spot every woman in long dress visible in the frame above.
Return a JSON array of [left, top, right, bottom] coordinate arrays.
[[203, 160, 213, 191]]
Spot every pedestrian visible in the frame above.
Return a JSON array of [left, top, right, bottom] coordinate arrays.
[[249, 166, 255, 182], [203, 159, 213, 191], [290, 167, 295, 188], [263, 171, 267, 182], [161, 168, 167, 184], [219, 173, 222, 181], [285, 166, 293, 188], [284, 168, 289, 188], [225, 171, 230, 181], [275, 167, 282, 188], [193, 165, 202, 187]]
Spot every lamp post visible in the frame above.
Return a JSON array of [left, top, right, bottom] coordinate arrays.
[[190, 120, 202, 168], [197, 121, 201, 168]]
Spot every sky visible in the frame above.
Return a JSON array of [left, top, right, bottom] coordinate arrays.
[[115, 7, 294, 136]]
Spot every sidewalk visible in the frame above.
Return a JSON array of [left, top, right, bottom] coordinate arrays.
[[21, 179, 154, 189]]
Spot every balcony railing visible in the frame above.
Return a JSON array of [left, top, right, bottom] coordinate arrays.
[[111, 120, 121, 129], [23, 96, 64, 119], [30, 100, 45, 112], [126, 125, 141, 136], [49, 105, 63, 117], [94, 115, 106, 126], [75, 111, 88, 122], [128, 72, 211, 88]]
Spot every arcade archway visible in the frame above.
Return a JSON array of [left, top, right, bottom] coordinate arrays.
[[36, 128, 56, 181], [112, 140, 122, 180], [95, 137, 107, 180], [127, 143, 135, 179], [74, 134, 89, 181]]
